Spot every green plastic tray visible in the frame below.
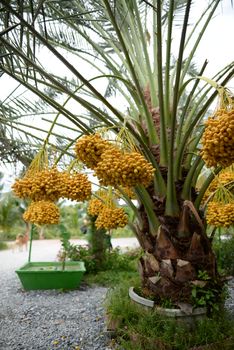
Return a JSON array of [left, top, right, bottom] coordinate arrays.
[[16, 261, 86, 290]]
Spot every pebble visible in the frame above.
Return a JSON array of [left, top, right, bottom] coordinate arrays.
[[0, 268, 113, 350]]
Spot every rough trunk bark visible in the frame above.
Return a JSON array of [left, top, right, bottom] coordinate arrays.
[[88, 215, 112, 268], [138, 228, 219, 302], [135, 209, 222, 306]]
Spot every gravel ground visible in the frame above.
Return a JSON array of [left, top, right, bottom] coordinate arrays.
[[0, 238, 233, 350], [225, 277, 234, 318], [0, 238, 139, 350], [0, 272, 110, 350]]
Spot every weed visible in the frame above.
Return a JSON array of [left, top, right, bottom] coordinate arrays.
[[105, 278, 234, 350], [191, 270, 227, 312]]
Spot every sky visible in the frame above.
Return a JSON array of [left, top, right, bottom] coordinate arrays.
[[0, 0, 233, 192], [194, 0, 233, 78]]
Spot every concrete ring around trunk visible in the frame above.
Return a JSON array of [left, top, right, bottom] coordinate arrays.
[[129, 287, 207, 319], [129, 286, 154, 308]]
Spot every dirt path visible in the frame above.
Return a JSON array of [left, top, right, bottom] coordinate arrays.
[[0, 237, 139, 271]]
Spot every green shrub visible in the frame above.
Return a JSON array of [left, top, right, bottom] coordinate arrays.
[[64, 244, 97, 273], [213, 235, 234, 276], [64, 244, 141, 274], [0, 226, 25, 240], [58, 243, 141, 286], [0, 241, 8, 250]]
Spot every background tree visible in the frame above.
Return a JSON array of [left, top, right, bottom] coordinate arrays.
[[0, 191, 26, 239], [0, 172, 3, 193]]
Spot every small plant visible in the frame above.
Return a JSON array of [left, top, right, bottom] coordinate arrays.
[[64, 244, 97, 273], [160, 298, 174, 309], [58, 223, 71, 270], [191, 285, 218, 310], [191, 270, 227, 312]]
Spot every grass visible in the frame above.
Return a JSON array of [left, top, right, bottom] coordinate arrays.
[[80, 246, 234, 349], [83, 247, 141, 286], [84, 269, 138, 287], [105, 279, 234, 350], [1, 229, 233, 349]]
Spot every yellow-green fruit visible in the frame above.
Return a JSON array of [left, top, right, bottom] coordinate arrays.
[[23, 201, 60, 225], [218, 171, 234, 186], [87, 198, 104, 216], [12, 168, 62, 202], [203, 170, 234, 203], [116, 186, 136, 199], [74, 134, 109, 169], [12, 175, 34, 200], [206, 201, 234, 227], [201, 109, 234, 167], [60, 172, 92, 201], [94, 147, 122, 186], [95, 149, 154, 188], [95, 207, 128, 230], [12, 169, 91, 203]]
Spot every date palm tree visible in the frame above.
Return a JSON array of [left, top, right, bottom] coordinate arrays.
[[0, 0, 233, 308]]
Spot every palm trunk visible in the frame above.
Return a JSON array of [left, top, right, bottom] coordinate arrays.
[[135, 87, 223, 306], [88, 215, 111, 268], [135, 185, 221, 305]]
